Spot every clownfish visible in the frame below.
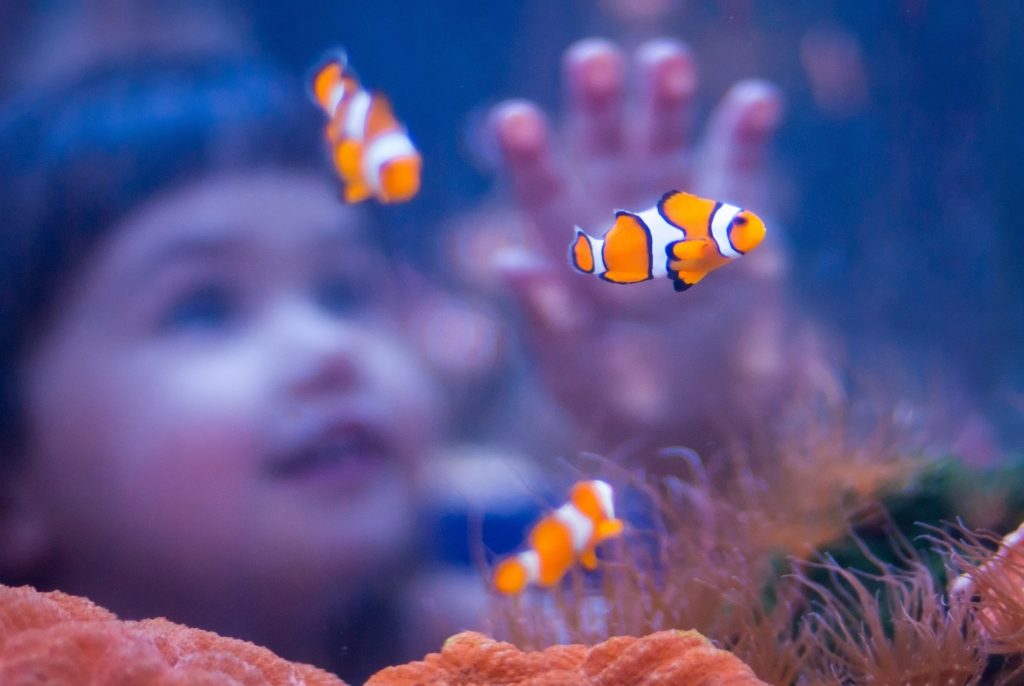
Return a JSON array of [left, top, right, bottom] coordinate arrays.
[[309, 50, 421, 204], [569, 191, 766, 291], [951, 521, 1024, 601], [493, 480, 624, 595]]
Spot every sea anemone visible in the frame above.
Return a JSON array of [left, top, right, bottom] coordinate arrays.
[[487, 405, 921, 683], [795, 533, 985, 685], [932, 520, 1024, 681], [483, 395, 1024, 685]]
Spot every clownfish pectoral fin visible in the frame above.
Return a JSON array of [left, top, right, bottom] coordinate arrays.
[[672, 270, 707, 292], [668, 238, 713, 264], [580, 547, 598, 571], [335, 140, 363, 184], [597, 518, 624, 541], [343, 181, 372, 203]]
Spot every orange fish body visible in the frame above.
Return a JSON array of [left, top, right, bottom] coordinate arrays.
[[310, 51, 421, 204], [493, 480, 624, 595], [570, 191, 766, 291]]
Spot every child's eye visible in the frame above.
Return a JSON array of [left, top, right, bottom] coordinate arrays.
[[316, 276, 365, 316], [160, 283, 237, 331]]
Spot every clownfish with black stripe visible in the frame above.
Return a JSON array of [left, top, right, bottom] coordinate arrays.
[[493, 480, 624, 595], [569, 190, 767, 291], [309, 50, 421, 204]]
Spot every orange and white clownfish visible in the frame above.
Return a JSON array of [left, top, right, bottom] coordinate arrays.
[[569, 190, 766, 292], [951, 521, 1024, 602], [309, 50, 421, 204], [493, 480, 624, 595]]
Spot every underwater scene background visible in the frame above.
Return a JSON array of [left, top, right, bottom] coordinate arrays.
[[0, 1, 1022, 684]]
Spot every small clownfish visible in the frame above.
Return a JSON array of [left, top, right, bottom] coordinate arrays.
[[309, 50, 421, 204], [951, 521, 1024, 602], [493, 480, 624, 595], [569, 190, 767, 292]]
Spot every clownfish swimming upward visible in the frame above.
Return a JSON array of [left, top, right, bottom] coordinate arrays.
[[493, 480, 624, 595], [309, 51, 421, 204], [570, 191, 766, 291]]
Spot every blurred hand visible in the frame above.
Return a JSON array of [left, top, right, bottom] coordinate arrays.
[[461, 38, 803, 454]]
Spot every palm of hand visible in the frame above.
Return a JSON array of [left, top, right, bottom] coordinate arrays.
[[474, 38, 793, 451]]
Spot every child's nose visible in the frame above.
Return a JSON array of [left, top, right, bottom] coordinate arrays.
[[274, 299, 360, 396]]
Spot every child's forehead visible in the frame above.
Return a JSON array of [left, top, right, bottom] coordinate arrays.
[[107, 171, 369, 268]]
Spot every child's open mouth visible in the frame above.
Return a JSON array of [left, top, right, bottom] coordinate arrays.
[[267, 417, 394, 492]]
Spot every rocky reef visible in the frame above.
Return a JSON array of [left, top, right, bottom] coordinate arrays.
[[365, 629, 766, 686], [0, 584, 346, 686], [0, 584, 769, 685]]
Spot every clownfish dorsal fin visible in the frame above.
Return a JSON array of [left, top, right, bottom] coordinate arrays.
[[659, 189, 702, 205], [334, 140, 363, 182], [660, 191, 719, 236], [659, 189, 692, 205]]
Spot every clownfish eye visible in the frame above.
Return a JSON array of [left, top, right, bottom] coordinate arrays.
[[161, 283, 237, 332], [727, 211, 766, 254]]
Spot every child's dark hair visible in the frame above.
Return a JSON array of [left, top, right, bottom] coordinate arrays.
[[0, 55, 324, 465]]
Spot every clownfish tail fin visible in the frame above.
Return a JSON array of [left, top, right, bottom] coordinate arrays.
[[308, 48, 354, 112], [569, 227, 602, 275], [493, 558, 528, 595]]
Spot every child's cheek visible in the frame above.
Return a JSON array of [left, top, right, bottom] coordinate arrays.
[[92, 346, 272, 557], [119, 343, 268, 472], [368, 336, 443, 463], [23, 338, 265, 577]]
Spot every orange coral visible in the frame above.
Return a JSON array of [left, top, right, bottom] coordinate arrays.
[[365, 630, 768, 685], [0, 585, 347, 686]]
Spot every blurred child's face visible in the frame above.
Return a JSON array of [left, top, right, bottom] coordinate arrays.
[[20, 171, 437, 602]]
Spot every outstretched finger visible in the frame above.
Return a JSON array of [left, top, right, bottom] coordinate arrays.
[[563, 38, 627, 162], [631, 38, 698, 158], [699, 79, 784, 204], [490, 99, 594, 263], [489, 99, 568, 213]]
